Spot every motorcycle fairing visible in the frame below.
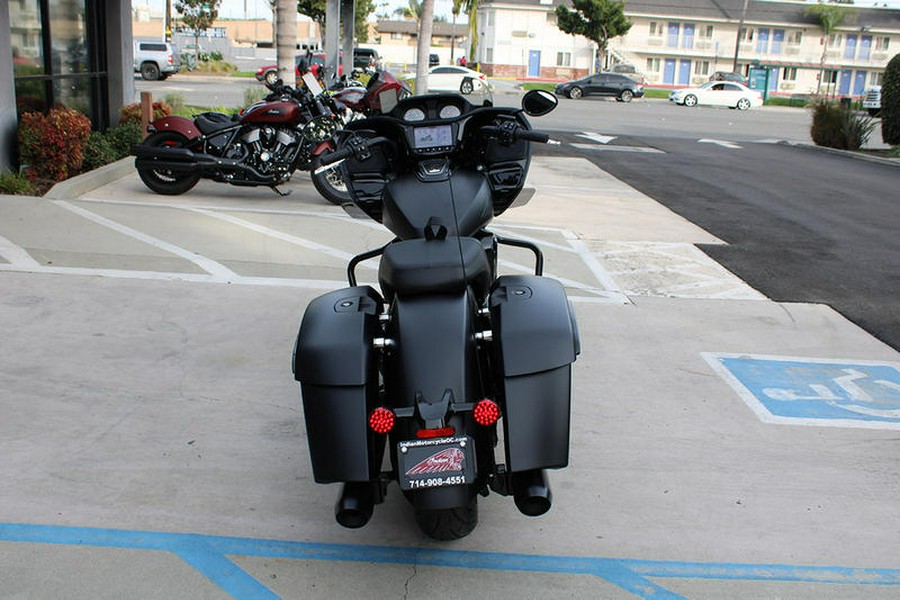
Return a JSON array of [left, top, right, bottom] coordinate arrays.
[[294, 286, 384, 483], [489, 275, 579, 472]]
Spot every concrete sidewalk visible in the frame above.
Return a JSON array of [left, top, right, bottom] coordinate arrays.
[[1, 158, 898, 598]]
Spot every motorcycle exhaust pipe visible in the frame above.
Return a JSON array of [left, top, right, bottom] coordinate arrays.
[[334, 482, 375, 529], [511, 469, 553, 517]]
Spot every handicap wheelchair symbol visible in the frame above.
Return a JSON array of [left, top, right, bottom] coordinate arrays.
[[703, 353, 900, 429]]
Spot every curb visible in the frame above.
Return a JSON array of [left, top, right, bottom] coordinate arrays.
[[44, 157, 136, 200], [778, 141, 900, 168]]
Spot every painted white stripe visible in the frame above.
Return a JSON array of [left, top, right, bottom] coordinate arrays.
[[497, 258, 628, 303], [187, 207, 378, 270], [698, 138, 742, 149], [0, 234, 41, 268], [578, 132, 618, 144], [54, 201, 238, 279], [0, 263, 344, 289], [562, 230, 627, 299], [571, 143, 664, 154]]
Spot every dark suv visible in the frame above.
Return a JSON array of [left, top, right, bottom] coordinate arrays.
[[554, 73, 644, 102], [353, 48, 381, 70]]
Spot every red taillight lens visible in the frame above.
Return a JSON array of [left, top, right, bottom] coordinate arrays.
[[368, 407, 395, 434], [474, 399, 501, 426], [416, 426, 455, 439]]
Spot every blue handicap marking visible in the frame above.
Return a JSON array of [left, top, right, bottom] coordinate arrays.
[[703, 353, 900, 429]]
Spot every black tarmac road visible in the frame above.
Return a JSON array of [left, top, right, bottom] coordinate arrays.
[[537, 135, 900, 351]]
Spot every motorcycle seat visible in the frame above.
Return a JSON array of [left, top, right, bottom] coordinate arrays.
[[195, 112, 238, 135], [378, 237, 491, 301]]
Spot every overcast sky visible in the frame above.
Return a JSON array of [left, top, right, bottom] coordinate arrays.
[[139, 0, 900, 22]]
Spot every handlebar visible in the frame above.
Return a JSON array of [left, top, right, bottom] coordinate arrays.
[[478, 124, 552, 144]]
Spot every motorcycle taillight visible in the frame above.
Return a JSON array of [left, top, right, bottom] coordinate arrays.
[[368, 407, 395, 434], [416, 426, 455, 439], [474, 399, 501, 426]]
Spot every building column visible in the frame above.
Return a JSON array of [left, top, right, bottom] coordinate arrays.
[[0, 1, 18, 170], [107, 0, 136, 125]]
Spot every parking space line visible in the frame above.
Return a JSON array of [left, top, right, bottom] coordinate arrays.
[[0, 234, 41, 268], [54, 201, 238, 279], [2, 522, 898, 599]]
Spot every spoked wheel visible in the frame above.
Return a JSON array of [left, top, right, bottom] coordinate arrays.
[[568, 87, 583, 99], [683, 94, 698, 107], [310, 158, 352, 205], [736, 98, 751, 111], [460, 79, 475, 95], [414, 497, 478, 541], [619, 89, 634, 103], [140, 62, 160, 81], [136, 132, 201, 195], [264, 70, 278, 86]]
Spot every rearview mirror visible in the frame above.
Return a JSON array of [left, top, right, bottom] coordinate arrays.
[[522, 89, 557, 116]]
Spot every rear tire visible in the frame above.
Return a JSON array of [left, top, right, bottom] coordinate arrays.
[[310, 158, 352, 205], [136, 132, 201, 196], [140, 62, 160, 81], [415, 497, 478, 540], [619, 89, 634, 103], [736, 98, 751, 111]]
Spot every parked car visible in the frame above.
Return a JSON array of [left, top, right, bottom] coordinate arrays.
[[862, 86, 882, 116], [429, 53, 440, 67], [353, 47, 383, 70], [255, 53, 342, 85], [709, 71, 750, 87], [669, 81, 763, 110], [609, 63, 646, 84], [409, 65, 492, 96], [133, 41, 180, 81], [554, 73, 644, 102]]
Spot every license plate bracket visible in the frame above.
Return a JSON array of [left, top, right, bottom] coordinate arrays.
[[397, 436, 476, 491]]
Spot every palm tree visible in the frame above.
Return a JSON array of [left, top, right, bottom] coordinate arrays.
[[805, 3, 850, 95], [415, 0, 435, 93], [453, 0, 479, 65]]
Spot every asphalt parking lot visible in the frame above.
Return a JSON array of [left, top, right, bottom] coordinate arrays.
[[1, 156, 898, 598]]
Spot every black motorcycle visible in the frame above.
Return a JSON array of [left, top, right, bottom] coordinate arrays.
[[292, 89, 579, 540]]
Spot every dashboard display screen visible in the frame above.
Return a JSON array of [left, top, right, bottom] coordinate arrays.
[[413, 125, 453, 149]]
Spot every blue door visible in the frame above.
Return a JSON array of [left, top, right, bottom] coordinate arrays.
[[667, 23, 680, 48], [757, 28, 770, 53], [853, 71, 867, 95], [682, 24, 695, 49], [663, 58, 676, 84], [839, 69, 852, 95], [772, 29, 785, 54], [678, 59, 691, 85], [845, 34, 858, 59], [860, 35, 872, 60], [528, 50, 540, 78]]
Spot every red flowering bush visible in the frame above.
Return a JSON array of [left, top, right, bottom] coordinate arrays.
[[119, 100, 171, 125], [18, 107, 92, 182]]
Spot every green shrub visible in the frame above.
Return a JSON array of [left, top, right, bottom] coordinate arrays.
[[0, 171, 33, 195], [119, 100, 172, 125], [243, 86, 267, 106], [162, 92, 186, 115], [881, 53, 900, 145], [82, 122, 143, 171], [18, 107, 92, 182], [810, 99, 874, 151]]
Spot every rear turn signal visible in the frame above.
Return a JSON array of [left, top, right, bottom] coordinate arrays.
[[474, 399, 501, 426], [368, 407, 395, 434]]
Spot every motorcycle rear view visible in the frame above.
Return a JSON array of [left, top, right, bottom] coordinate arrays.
[[292, 90, 579, 540]]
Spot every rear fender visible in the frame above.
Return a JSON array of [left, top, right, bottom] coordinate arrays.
[[149, 116, 201, 141]]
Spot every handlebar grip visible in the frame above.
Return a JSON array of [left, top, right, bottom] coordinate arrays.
[[515, 130, 550, 144], [318, 146, 354, 167]]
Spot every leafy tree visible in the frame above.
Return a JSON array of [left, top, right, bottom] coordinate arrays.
[[882, 53, 900, 146], [394, 0, 422, 21], [555, 0, 631, 73], [805, 2, 853, 94], [175, 0, 221, 60], [298, 0, 376, 45], [453, 0, 479, 64]]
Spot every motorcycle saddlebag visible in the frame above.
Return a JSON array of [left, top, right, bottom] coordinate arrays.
[[489, 275, 579, 473], [293, 286, 383, 483]]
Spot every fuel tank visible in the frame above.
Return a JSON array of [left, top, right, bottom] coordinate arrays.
[[240, 100, 302, 125]]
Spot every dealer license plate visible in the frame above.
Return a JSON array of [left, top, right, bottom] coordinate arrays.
[[397, 436, 476, 491]]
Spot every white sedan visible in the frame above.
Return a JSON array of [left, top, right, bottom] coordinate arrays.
[[404, 65, 493, 98], [669, 81, 763, 110]]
